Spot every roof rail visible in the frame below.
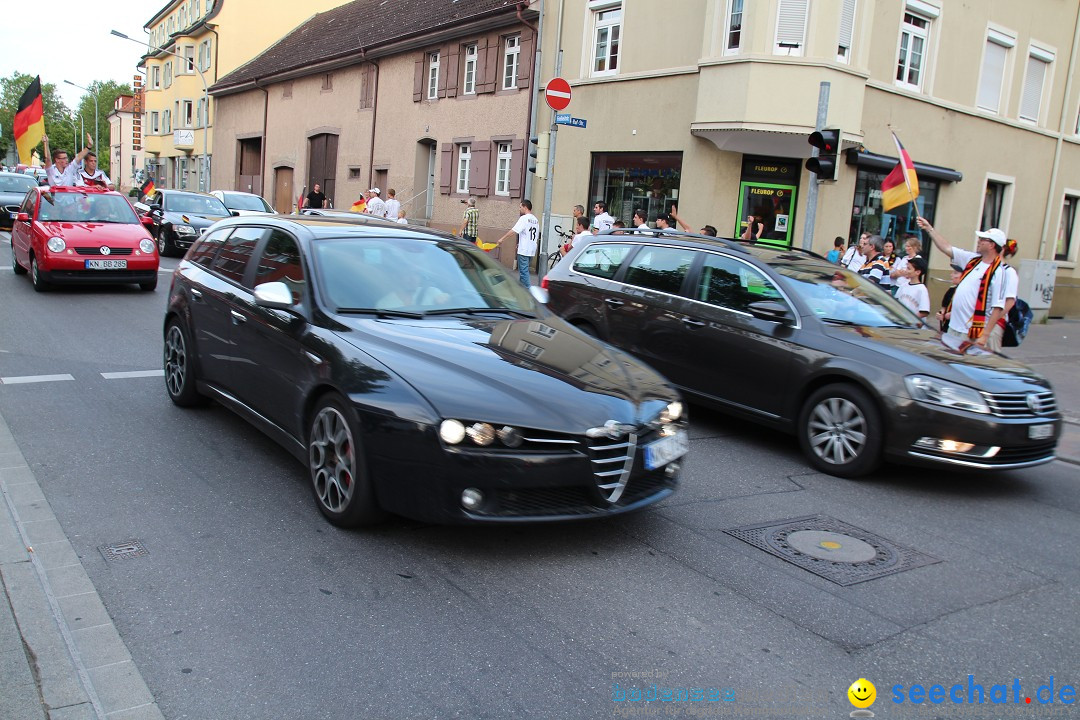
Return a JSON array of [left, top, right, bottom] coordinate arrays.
[[596, 227, 750, 254]]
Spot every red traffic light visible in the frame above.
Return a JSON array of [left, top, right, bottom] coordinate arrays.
[[808, 129, 840, 153]]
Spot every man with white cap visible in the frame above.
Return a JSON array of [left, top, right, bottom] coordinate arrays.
[[366, 188, 386, 218], [917, 217, 1006, 347]]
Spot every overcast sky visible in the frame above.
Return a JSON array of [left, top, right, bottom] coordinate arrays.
[[0, 0, 155, 114]]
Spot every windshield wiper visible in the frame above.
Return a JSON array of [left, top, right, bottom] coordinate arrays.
[[336, 307, 425, 318], [821, 317, 861, 326], [423, 307, 536, 318]]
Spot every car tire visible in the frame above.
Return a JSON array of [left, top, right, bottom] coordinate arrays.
[[308, 394, 383, 528], [157, 230, 174, 257], [140, 276, 158, 292], [11, 247, 27, 275], [572, 320, 599, 338], [30, 255, 49, 292], [797, 383, 882, 478], [163, 319, 207, 407]]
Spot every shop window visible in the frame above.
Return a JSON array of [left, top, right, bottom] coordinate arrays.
[[591, 3, 621, 77], [1056, 195, 1077, 261], [588, 152, 682, 227], [849, 166, 939, 255]]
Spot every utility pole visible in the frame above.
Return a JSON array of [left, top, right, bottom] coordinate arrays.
[[802, 81, 830, 250]]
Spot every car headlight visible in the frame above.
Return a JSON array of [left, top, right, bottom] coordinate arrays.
[[439, 419, 466, 445], [47, 236, 66, 253], [904, 375, 990, 414], [440, 419, 524, 448], [174, 224, 196, 235], [139, 238, 155, 254]]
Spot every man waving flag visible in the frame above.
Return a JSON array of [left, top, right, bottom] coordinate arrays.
[[14, 76, 46, 165], [881, 131, 919, 212]]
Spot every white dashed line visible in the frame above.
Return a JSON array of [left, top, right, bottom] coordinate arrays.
[[100, 370, 165, 379], [0, 374, 76, 385]]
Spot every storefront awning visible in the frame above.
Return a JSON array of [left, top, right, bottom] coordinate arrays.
[[690, 126, 821, 158], [845, 148, 963, 183]]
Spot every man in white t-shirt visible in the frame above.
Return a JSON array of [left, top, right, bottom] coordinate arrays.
[[841, 233, 868, 271], [366, 188, 386, 218], [496, 199, 540, 287], [78, 152, 115, 190], [592, 200, 615, 233], [42, 133, 93, 187], [917, 218, 1006, 346], [383, 188, 401, 222], [632, 208, 650, 232]]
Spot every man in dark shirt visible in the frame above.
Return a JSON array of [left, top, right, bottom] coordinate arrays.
[[305, 183, 327, 209]]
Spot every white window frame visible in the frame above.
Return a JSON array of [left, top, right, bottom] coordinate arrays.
[[495, 142, 512, 196], [976, 28, 1015, 114], [724, 0, 744, 55], [427, 51, 440, 100], [1019, 44, 1055, 125], [774, 0, 809, 57], [182, 45, 195, 74], [895, 4, 938, 92], [837, 0, 857, 63], [503, 35, 520, 90], [180, 100, 193, 129], [150, 65, 161, 90], [1056, 191, 1080, 264], [198, 39, 212, 72], [463, 44, 478, 95], [456, 144, 471, 194], [150, 111, 159, 134], [590, 3, 622, 78], [978, 172, 1014, 238], [163, 108, 171, 134], [164, 61, 173, 89]]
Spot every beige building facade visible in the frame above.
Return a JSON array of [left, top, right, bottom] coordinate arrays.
[[106, 90, 145, 195], [139, 0, 349, 195], [535, 0, 1080, 316], [211, 0, 539, 256]]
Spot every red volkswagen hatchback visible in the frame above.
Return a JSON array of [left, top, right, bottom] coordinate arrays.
[[11, 186, 160, 291]]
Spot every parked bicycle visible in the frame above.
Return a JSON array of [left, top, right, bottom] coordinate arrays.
[[545, 224, 575, 271]]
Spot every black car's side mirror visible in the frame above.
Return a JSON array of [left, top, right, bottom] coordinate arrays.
[[230, 210, 241, 217], [747, 300, 794, 325]]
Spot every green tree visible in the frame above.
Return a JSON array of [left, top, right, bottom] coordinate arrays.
[[74, 79, 134, 175], [0, 72, 73, 165]]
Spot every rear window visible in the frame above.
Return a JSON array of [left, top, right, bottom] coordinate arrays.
[[571, 243, 634, 280]]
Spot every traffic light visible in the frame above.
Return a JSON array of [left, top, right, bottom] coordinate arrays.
[[806, 128, 841, 181], [528, 133, 549, 179]]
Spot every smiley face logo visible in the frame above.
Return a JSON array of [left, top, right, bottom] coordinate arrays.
[[848, 678, 876, 709]]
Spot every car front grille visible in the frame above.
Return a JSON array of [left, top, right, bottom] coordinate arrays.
[[982, 390, 1057, 418], [74, 247, 134, 256], [585, 432, 639, 503], [474, 470, 673, 518], [991, 440, 1058, 464]]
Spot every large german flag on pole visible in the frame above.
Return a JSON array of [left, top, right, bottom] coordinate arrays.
[[14, 76, 46, 166], [881, 131, 919, 212]]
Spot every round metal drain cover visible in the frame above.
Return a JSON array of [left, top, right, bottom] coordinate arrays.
[[786, 530, 877, 563]]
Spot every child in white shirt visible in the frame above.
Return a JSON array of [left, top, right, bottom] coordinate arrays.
[[895, 256, 930, 319]]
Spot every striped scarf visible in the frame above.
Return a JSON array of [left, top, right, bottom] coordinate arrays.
[[949, 254, 1002, 340]]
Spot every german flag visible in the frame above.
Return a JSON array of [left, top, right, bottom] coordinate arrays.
[[350, 197, 367, 213], [14, 76, 45, 166], [881, 132, 919, 212], [140, 177, 156, 197]]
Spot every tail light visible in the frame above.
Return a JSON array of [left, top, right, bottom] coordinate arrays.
[[541, 276, 549, 290]]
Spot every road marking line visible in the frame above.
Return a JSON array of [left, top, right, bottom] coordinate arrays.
[[101, 370, 164, 379], [0, 374, 75, 385]]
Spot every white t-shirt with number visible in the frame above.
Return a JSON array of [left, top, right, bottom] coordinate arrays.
[[593, 212, 615, 233], [513, 213, 540, 256]]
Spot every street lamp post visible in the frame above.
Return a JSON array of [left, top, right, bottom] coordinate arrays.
[[63, 80, 98, 156], [111, 29, 210, 191]]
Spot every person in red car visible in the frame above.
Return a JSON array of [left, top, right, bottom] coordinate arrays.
[[79, 152, 115, 190]]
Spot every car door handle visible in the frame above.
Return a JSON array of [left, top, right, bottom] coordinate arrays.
[[190, 288, 203, 301], [604, 298, 625, 307], [681, 317, 706, 327], [230, 310, 247, 325]]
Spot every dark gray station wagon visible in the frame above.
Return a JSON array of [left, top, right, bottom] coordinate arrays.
[[542, 230, 1060, 477]]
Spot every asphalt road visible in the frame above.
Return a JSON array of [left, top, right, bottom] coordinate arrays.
[[1, 232, 1077, 719]]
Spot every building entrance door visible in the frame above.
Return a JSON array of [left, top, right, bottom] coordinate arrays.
[[736, 156, 802, 248], [273, 167, 294, 213]]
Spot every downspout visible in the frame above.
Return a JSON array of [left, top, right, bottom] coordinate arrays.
[[522, 0, 543, 204], [361, 49, 380, 188], [1039, 3, 1080, 260], [254, 77, 269, 197]]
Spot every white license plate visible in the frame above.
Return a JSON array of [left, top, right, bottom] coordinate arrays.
[[85, 259, 127, 270], [644, 429, 689, 470], [1029, 424, 1054, 440]]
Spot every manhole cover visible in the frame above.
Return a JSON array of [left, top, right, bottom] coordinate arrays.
[[724, 514, 940, 586], [99, 540, 149, 561]]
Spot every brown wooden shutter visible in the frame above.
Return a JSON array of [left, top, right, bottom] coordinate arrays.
[[445, 45, 460, 98], [413, 58, 424, 102], [474, 37, 491, 93], [471, 142, 491, 196], [437, 43, 450, 98], [509, 138, 524, 197], [481, 33, 500, 94], [517, 31, 535, 89], [359, 65, 372, 109], [440, 143, 454, 194]]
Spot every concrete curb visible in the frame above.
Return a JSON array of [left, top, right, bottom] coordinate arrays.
[[0, 415, 164, 720]]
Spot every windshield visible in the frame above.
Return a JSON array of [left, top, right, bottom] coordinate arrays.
[[163, 193, 230, 216], [314, 237, 537, 314], [773, 261, 921, 328], [37, 192, 139, 224], [0, 175, 35, 193], [221, 192, 271, 212]]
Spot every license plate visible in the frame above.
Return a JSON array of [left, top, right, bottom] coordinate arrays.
[[85, 259, 127, 270], [1029, 424, 1054, 440], [644, 429, 689, 470], [8, 212, 15, 219]]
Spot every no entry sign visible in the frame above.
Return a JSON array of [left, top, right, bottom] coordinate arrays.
[[545, 78, 572, 111]]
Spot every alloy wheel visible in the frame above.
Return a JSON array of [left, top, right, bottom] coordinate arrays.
[[164, 325, 187, 398], [806, 397, 868, 465], [309, 407, 355, 513]]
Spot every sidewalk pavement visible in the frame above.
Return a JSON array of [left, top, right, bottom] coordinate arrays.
[[0, 320, 1076, 720]]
